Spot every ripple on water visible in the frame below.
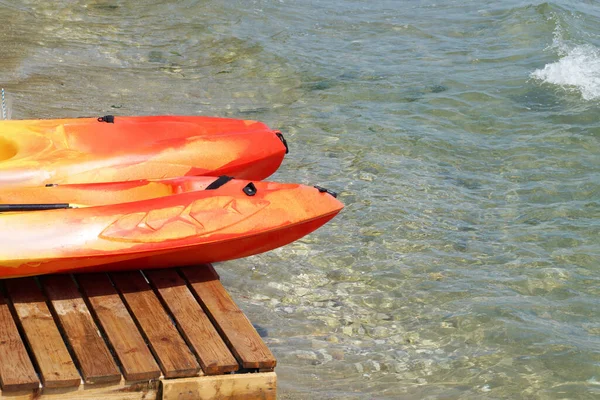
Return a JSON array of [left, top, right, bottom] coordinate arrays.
[[1, 0, 599, 398]]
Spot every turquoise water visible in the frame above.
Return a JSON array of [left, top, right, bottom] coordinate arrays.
[[1, 1, 599, 398]]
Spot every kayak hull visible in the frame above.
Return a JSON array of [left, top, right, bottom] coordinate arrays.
[[0, 177, 342, 278], [77, 212, 339, 273], [0, 115, 287, 185]]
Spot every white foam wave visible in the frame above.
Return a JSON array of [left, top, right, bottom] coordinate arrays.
[[531, 25, 600, 100]]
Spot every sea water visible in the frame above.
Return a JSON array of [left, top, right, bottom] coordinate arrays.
[[0, 1, 598, 398]]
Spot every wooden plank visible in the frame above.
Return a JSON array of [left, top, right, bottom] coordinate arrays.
[[41, 275, 121, 385], [4, 278, 81, 389], [144, 269, 238, 375], [75, 273, 161, 382], [161, 372, 277, 400], [110, 271, 200, 379], [0, 379, 159, 400], [0, 291, 39, 392], [180, 265, 277, 370]]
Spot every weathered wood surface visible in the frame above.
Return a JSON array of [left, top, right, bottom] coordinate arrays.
[[42, 275, 121, 384], [0, 290, 39, 392], [110, 271, 200, 379], [76, 273, 161, 382], [181, 265, 277, 370], [0, 264, 277, 399], [0, 380, 159, 400], [5, 278, 81, 389], [145, 269, 239, 375], [0, 373, 276, 400], [161, 372, 277, 400]]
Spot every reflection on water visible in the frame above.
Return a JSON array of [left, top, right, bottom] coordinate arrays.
[[1, 0, 599, 398]]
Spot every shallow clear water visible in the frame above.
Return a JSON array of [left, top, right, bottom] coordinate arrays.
[[1, 1, 599, 398]]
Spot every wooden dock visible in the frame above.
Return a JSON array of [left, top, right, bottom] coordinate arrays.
[[0, 264, 276, 400]]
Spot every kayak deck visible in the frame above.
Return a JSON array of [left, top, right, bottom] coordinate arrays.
[[0, 264, 276, 399]]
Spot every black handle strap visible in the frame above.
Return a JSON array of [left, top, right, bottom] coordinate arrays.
[[275, 132, 289, 154], [206, 176, 234, 190], [314, 185, 338, 198], [97, 115, 115, 123]]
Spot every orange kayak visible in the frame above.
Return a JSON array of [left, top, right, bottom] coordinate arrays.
[[0, 176, 342, 278], [0, 115, 288, 186]]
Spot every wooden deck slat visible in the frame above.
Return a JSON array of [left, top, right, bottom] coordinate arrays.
[[4, 278, 81, 389], [110, 271, 200, 379], [144, 269, 239, 375], [0, 291, 40, 392], [180, 265, 277, 370], [41, 275, 121, 385], [75, 273, 161, 382]]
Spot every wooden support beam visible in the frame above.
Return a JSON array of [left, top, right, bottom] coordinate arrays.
[[0, 379, 159, 400], [161, 372, 277, 400]]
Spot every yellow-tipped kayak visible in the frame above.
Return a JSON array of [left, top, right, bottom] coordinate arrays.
[[0, 176, 342, 278], [0, 115, 288, 186]]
